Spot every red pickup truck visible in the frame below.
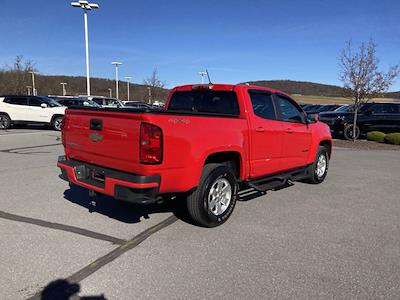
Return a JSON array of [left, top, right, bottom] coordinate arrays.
[[58, 84, 332, 227]]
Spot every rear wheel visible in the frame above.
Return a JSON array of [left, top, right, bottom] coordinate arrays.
[[0, 114, 11, 129], [186, 164, 238, 227], [306, 146, 329, 184], [52, 116, 63, 131]]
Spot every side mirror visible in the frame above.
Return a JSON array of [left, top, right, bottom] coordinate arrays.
[[306, 113, 318, 123], [40, 103, 48, 108]]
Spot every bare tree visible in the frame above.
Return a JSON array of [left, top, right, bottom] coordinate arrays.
[[143, 68, 166, 88], [339, 40, 399, 140], [0, 55, 38, 95], [143, 68, 167, 104]]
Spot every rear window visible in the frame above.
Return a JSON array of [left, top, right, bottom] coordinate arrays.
[[5, 97, 28, 105], [168, 91, 240, 116]]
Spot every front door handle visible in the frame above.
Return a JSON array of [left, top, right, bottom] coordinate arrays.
[[286, 128, 294, 133], [256, 127, 265, 133]]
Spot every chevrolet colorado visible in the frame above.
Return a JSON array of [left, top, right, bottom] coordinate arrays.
[[57, 84, 332, 227]]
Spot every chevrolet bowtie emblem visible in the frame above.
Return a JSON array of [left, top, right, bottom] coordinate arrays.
[[89, 132, 103, 142]]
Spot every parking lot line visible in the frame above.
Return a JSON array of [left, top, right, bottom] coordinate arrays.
[[27, 215, 178, 300], [0, 131, 55, 137], [0, 210, 126, 245]]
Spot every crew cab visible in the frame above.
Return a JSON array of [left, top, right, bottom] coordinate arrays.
[[0, 96, 65, 130], [57, 84, 332, 227], [319, 102, 400, 140]]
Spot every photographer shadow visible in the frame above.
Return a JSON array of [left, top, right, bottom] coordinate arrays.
[[39, 279, 105, 300]]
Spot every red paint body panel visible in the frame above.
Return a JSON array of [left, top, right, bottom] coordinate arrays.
[[60, 84, 332, 198]]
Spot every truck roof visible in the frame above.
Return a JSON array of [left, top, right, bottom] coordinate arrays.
[[171, 83, 290, 97]]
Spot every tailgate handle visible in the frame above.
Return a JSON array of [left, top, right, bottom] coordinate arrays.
[[90, 119, 103, 131]]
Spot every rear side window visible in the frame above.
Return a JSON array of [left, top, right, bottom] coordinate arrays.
[[92, 98, 103, 105], [249, 92, 276, 120], [5, 97, 28, 105], [168, 91, 240, 115]]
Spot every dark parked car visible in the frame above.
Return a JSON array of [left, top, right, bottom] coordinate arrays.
[[52, 97, 101, 108], [319, 102, 400, 140], [123, 101, 153, 110]]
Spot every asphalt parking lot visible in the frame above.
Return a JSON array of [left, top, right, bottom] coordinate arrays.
[[1, 128, 400, 299]]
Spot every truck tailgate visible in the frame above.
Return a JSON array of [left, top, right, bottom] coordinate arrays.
[[64, 109, 143, 173]]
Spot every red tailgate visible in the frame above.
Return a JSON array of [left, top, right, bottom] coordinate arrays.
[[63, 109, 144, 173]]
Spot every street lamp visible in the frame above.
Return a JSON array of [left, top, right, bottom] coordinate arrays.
[[198, 71, 207, 84], [29, 71, 36, 96], [60, 82, 67, 96], [111, 61, 122, 99], [71, 0, 99, 96], [108, 88, 112, 98], [125, 76, 131, 101], [147, 87, 152, 104]]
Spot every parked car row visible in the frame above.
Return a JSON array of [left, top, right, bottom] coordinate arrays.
[[0, 95, 159, 131], [318, 102, 400, 140]]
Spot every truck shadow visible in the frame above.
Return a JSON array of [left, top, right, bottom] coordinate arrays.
[[63, 185, 192, 225]]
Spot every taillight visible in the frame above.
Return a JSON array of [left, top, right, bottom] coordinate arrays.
[[140, 123, 163, 164]]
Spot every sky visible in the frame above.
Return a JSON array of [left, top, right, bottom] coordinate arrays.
[[0, 0, 399, 90]]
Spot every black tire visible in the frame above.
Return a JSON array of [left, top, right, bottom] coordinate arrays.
[[52, 116, 63, 131], [0, 114, 11, 130], [186, 164, 238, 227], [343, 124, 360, 140], [305, 146, 329, 184]]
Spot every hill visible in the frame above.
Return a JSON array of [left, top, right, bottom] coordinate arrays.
[[244, 80, 400, 99], [0, 72, 169, 102], [244, 80, 348, 97]]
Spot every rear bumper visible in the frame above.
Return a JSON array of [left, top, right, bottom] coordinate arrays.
[[57, 156, 160, 204]]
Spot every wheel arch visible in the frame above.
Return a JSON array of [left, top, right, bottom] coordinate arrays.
[[319, 139, 332, 158], [203, 151, 243, 180]]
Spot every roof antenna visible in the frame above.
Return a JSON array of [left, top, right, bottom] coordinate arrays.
[[206, 69, 212, 84]]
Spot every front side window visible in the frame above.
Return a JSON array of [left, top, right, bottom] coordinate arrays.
[[249, 92, 276, 120], [369, 104, 397, 114], [28, 98, 44, 107], [276, 95, 305, 123], [168, 90, 240, 115]]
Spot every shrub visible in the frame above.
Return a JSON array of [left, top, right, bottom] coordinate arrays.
[[384, 133, 400, 145], [366, 131, 386, 143]]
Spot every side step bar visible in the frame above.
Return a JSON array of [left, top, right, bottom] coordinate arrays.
[[244, 166, 309, 192]]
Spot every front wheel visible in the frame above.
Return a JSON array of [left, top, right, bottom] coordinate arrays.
[[186, 164, 238, 227], [343, 124, 360, 140], [306, 146, 329, 184], [52, 116, 63, 131]]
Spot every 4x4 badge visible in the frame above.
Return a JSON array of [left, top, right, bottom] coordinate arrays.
[[89, 132, 103, 142]]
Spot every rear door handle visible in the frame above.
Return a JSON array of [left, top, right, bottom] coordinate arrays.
[[256, 127, 265, 133]]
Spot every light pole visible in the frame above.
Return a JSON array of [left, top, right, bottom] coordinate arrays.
[[198, 71, 207, 84], [29, 71, 36, 96], [60, 82, 67, 96], [111, 61, 122, 99], [125, 76, 131, 101], [147, 87, 152, 104], [108, 88, 112, 98], [71, 1, 99, 96], [26, 86, 32, 96]]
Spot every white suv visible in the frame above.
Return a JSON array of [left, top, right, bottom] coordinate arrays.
[[0, 96, 66, 131]]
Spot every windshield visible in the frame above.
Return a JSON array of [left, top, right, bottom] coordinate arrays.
[[38, 96, 62, 107]]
